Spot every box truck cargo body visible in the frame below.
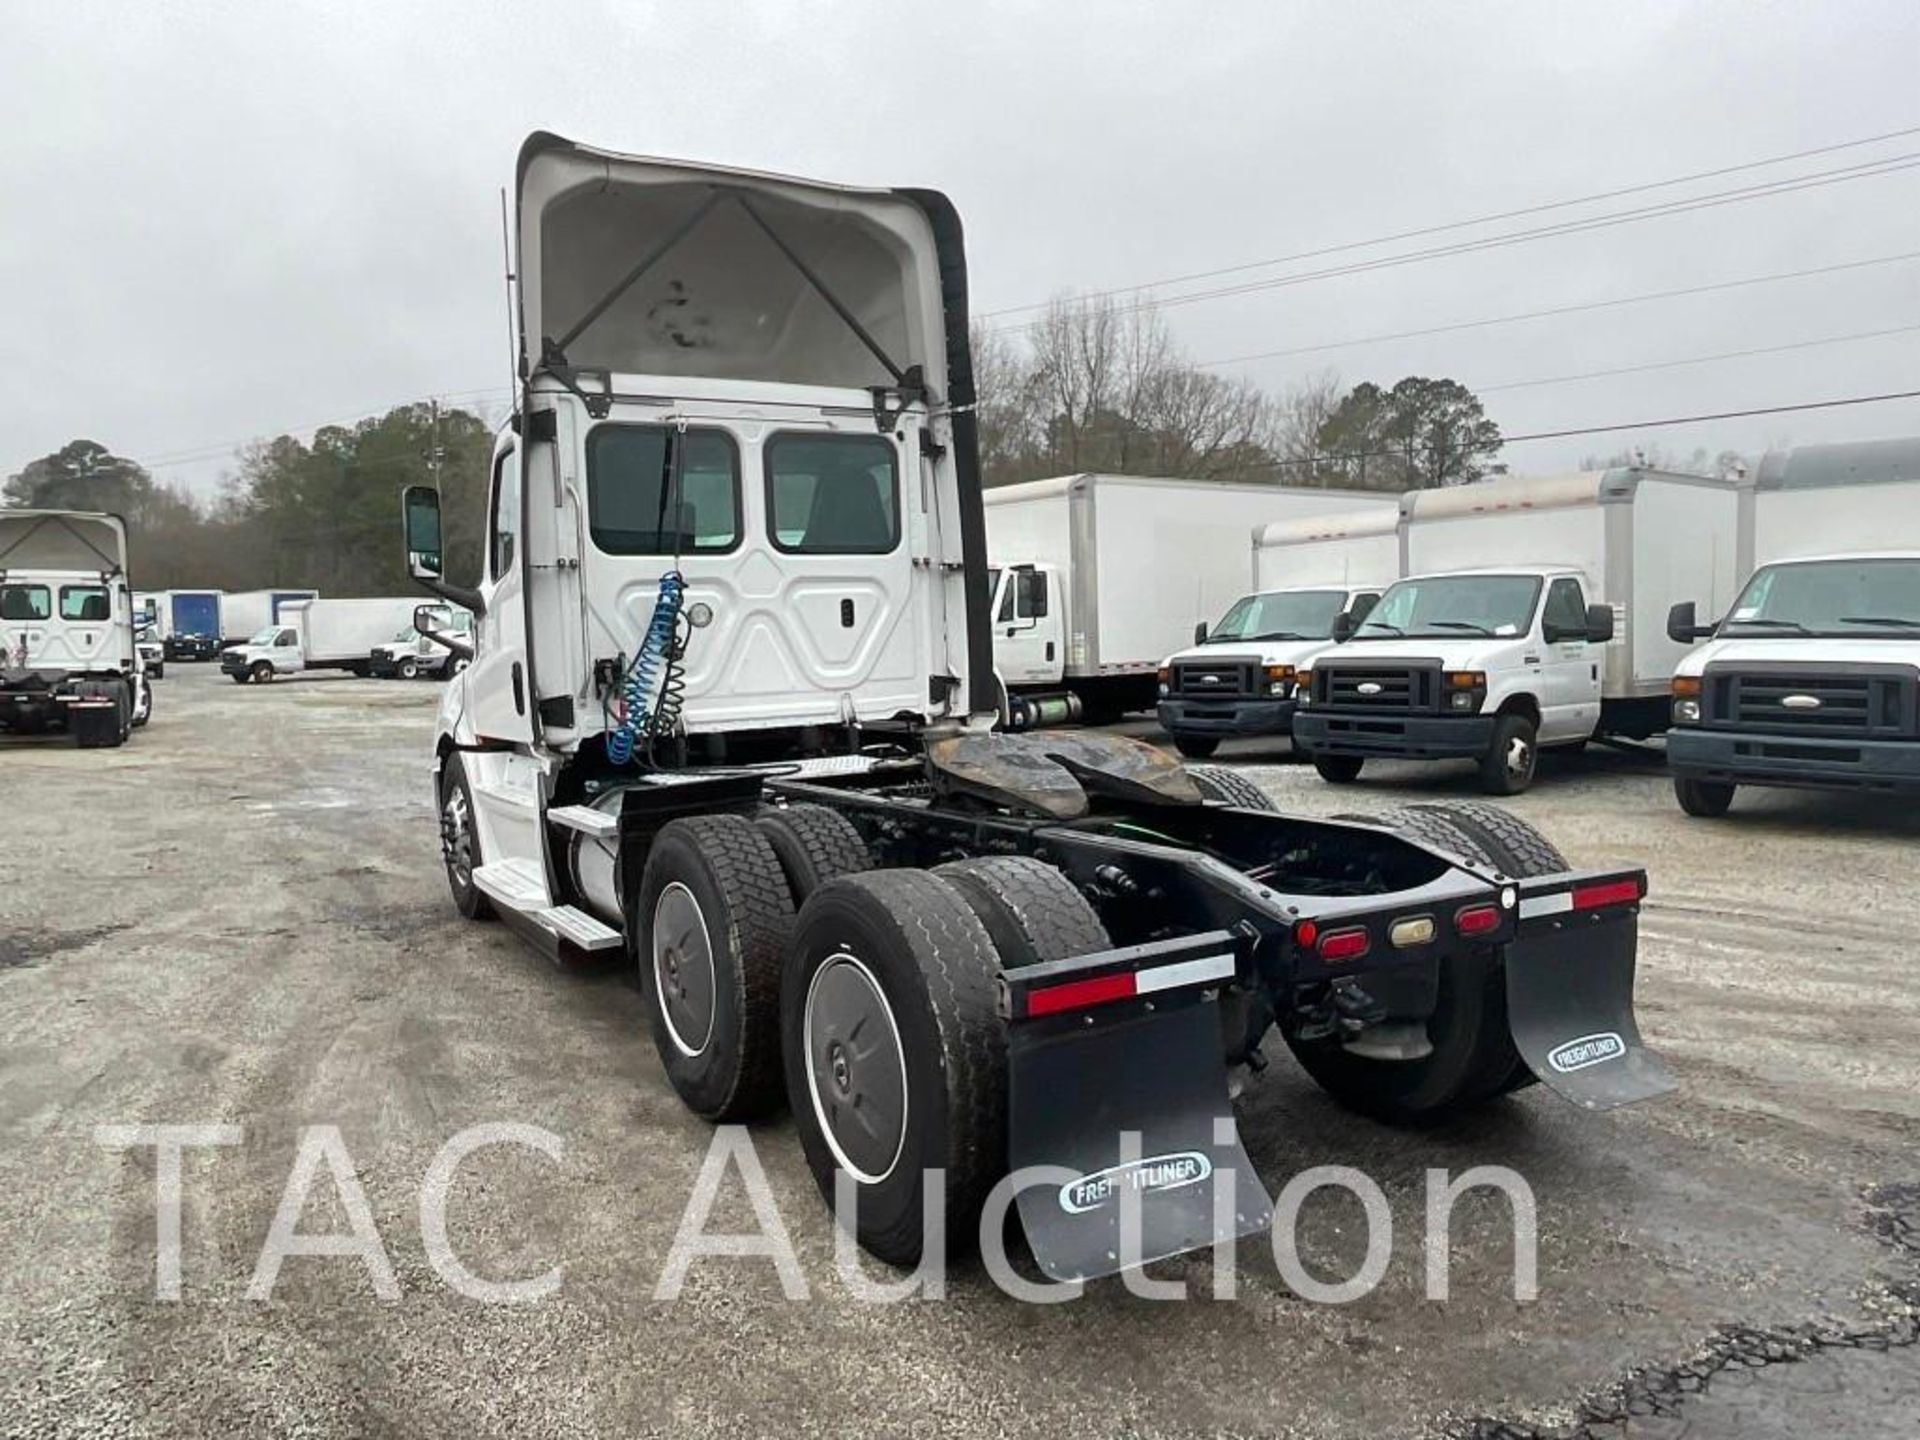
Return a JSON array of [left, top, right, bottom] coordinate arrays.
[[158, 590, 224, 660], [1294, 468, 1743, 793], [222, 588, 319, 643], [221, 596, 421, 681], [1669, 437, 1920, 815], [1253, 505, 1405, 592], [984, 473, 1394, 723]]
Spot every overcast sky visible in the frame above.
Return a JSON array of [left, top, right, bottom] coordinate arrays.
[[5, 0, 1918, 498]]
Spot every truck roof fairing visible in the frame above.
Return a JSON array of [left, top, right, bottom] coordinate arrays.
[[0, 510, 130, 575]]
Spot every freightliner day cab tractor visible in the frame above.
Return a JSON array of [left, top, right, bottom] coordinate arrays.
[[1292, 469, 1742, 794], [0, 510, 152, 745], [400, 133, 1672, 1282], [1666, 438, 1920, 815]]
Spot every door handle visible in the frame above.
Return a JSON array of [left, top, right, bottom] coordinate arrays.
[[511, 662, 525, 715], [840, 599, 855, 629]]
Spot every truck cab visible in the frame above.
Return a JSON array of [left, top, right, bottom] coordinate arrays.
[[221, 624, 301, 683], [1293, 566, 1616, 794], [1154, 584, 1379, 758], [1666, 552, 1920, 815], [370, 607, 474, 679], [0, 510, 146, 746]]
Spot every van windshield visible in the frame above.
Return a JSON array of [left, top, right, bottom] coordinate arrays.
[[1207, 589, 1348, 643], [1359, 574, 1542, 639], [249, 626, 283, 645], [1722, 558, 1920, 639]]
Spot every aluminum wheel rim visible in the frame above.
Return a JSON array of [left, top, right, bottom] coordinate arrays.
[[652, 882, 717, 1058], [1507, 734, 1533, 777], [441, 785, 475, 888], [803, 951, 908, 1185]]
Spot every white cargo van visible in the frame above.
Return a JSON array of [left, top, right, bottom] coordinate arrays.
[[1667, 438, 1920, 815], [221, 596, 421, 681], [369, 605, 475, 679], [1293, 468, 1742, 792], [984, 474, 1389, 725], [1155, 506, 1399, 757]]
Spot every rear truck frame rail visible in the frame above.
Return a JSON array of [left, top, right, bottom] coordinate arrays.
[[522, 761, 1672, 1282]]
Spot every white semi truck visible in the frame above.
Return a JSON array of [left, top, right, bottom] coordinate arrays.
[[221, 596, 421, 681], [394, 131, 1670, 1285], [1667, 437, 1920, 815], [1155, 504, 1399, 756], [1293, 468, 1743, 793], [0, 509, 151, 745], [983, 474, 1390, 726]]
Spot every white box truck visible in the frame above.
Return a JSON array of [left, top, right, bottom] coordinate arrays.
[[221, 588, 319, 644], [220, 596, 421, 681], [1155, 505, 1401, 757], [984, 473, 1391, 725], [1293, 467, 1743, 793], [1667, 437, 1920, 815], [368, 604, 475, 679]]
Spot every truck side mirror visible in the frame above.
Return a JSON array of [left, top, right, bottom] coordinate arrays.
[[1332, 611, 1356, 643], [1193, 621, 1208, 645], [1666, 601, 1710, 644], [403, 485, 444, 579], [413, 604, 476, 662], [1584, 603, 1616, 644]]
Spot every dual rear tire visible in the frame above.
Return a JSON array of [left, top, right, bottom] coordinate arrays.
[[633, 807, 1107, 1266]]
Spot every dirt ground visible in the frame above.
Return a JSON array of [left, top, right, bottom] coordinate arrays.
[[2, 665, 1916, 1439]]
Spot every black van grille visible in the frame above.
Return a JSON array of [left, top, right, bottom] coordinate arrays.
[[1169, 658, 1259, 700], [1706, 669, 1917, 738], [1314, 666, 1438, 712]]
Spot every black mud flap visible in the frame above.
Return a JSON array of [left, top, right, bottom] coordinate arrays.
[[1505, 907, 1675, 1110], [1008, 996, 1274, 1283]]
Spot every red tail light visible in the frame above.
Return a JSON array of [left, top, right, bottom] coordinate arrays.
[[1571, 878, 1642, 911], [1454, 903, 1502, 937], [1317, 927, 1371, 962]]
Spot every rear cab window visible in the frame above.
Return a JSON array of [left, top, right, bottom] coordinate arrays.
[[1, 584, 51, 621], [59, 584, 111, 621], [587, 426, 741, 555], [765, 433, 899, 554]]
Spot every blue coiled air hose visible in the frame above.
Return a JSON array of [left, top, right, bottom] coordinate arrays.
[[606, 570, 685, 766]]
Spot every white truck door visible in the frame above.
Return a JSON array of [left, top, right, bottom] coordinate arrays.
[[272, 628, 302, 673], [995, 564, 1059, 685], [1539, 577, 1601, 741], [468, 444, 536, 744]]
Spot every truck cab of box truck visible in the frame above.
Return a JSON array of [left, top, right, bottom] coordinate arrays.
[[1665, 438, 1920, 817], [1153, 585, 1381, 758], [1666, 553, 1920, 815], [1294, 565, 1617, 793], [370, 606, 473, 679], [0, 510, 148, 745]]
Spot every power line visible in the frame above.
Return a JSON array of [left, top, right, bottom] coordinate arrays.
[[1197, 250, 1920, 368], [979, 121, 1920, 319], [135, 386, 514, 471], [1244, 387, 1920, 474], [1002, 152, 1920, 332], [1476, 321, 1920, 395]]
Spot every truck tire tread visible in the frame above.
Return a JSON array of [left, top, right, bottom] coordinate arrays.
[[1185, 764, 1277, 811], [755, 803, 872, 903], [932, 856, 1110, 969]]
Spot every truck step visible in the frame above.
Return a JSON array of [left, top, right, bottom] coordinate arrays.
[[471, 858, 552, 911], [536, 905, 623, 951], [547, 803, 619, 839]]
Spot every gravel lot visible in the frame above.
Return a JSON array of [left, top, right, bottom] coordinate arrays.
[[3, 665, 1916, 1438]]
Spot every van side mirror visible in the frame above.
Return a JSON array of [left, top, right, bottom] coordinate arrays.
[[1584, 603, 1615, 644], [1348, 593, 1380, 626], [1193, 621, 1208, 645], [1666, 601, 1712, 644], [1332, 611, 1357, 643]]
